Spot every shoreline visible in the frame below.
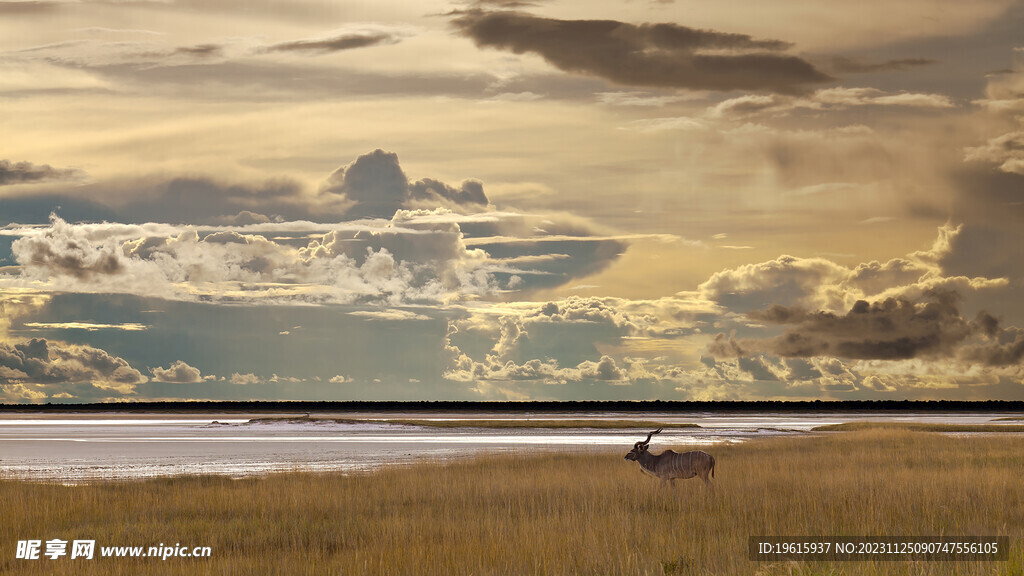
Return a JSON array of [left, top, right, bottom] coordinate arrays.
[[4, 414, 1024, 484]]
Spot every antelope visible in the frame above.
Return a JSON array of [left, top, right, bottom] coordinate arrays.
[[624, 428, 715, 488]]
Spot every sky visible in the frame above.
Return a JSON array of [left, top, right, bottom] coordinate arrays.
[[1, 0, 1023, 402]]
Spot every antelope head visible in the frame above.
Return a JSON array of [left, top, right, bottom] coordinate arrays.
[[624, 427, 663, 460]]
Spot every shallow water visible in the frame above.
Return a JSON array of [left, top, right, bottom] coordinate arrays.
[[0, 412, 1018, 481]]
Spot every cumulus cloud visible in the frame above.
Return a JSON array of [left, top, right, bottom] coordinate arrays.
[[960, 328, 1024, 367], [14, 217, 125, 280], [0, 338, 146, 393], [444, 314, 619, 386], [442, 295, 717, 393], [696, 225, 1009, 319], [699, 255, 852, 313], [0, 159, 86, 186], [728, 291, 990, 360], [320, 150, 409, 218], [5, 210, 498, 305], [409, 179, 488, 208], [3, 205, 653, 305], [706, 288, 1024, 374], [229, 372, 260, 385], [681, 211, 1024, 396], [668, 353, 1004, 400], [450, 10, 831, 94], [151, 360, 204, 383], [321, 149, 490, 218], [965, 131, 1024, 175]]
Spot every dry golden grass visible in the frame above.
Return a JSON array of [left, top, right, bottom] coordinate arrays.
[[1, 430, 1022, 575], [812, 422, 1024, 433], [247, 417, 700, 429]]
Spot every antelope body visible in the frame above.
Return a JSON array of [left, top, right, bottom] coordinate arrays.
[[624, 428, 715, 488]]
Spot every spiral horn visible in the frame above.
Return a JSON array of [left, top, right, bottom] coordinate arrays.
[[640, 427, 663, 447]]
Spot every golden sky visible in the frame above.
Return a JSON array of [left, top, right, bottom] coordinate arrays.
[[1, 0, 1023, 402]]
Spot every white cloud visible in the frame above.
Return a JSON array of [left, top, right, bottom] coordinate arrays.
[[2, 207, 650, 306], [229, 372, 260, 385], [151, 360, 204, 383], [4, 214, 495, 306]]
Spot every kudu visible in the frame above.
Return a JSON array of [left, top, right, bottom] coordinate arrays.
[[624, 428, 715, 488]]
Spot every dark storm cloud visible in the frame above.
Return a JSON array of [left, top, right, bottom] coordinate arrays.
[[321, 150, 408, 219], [737, 356, 778, 381], [711, 291, 1001, 361], [961, 328, 1024, 367], [262, 32, 403, 54], [829, 57, 935, 74], [321, 149, 490, 218], [0, 160, 85, 186], [450, 10, 831, 93]]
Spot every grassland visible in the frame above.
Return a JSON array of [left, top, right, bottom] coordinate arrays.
[[2, 430, 1022, 575], [246, 416, 701, 429], [992, 417, 1024, 422], [812, 421, 1024, 433]]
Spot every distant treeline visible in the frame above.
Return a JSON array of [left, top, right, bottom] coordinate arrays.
[[1, 400, 1022, 413]]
